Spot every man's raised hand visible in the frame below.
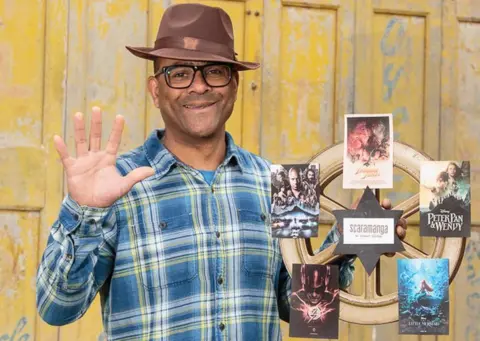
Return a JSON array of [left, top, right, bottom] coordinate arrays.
[[54, 107, 155, 208]]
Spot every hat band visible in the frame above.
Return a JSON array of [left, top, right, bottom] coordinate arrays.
[[154, 36, 235, 59]]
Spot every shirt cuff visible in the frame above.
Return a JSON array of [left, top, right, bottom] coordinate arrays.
[[332, 222, 341, 242], [59, 195, 113, 235]]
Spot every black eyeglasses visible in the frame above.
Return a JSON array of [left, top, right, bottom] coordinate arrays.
[[154, 63, 233, 89]]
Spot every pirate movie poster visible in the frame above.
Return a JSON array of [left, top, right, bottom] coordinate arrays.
[[270, 164, 320, 238], [343, 114, 393, 189], [290, 264, 340, 339], [398, 259, 449, 335], [419, 161, 471, 237]]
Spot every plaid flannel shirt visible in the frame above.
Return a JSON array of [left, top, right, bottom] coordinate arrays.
[[36, 130, 354, 341]]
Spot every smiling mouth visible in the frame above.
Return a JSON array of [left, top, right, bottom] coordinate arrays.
[[183, 102, 216, 110]]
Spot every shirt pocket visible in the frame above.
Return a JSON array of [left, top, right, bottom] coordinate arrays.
[[238, 209, 277, 278], [131, 213, 198, 290]]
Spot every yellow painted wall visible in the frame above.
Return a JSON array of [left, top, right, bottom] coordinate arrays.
[[0, 0, 479, 340]]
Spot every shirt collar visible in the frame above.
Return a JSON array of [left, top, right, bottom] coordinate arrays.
[[143, 129, 246, 179]]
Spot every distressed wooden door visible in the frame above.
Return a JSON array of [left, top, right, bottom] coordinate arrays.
[[441, 1, 480, 341], [0, 0, 66, 340]]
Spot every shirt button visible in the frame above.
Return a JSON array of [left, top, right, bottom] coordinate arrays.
[[88, 219, 96, 224], [216, 231, 221, 238], [217, 277, 223, 285], [65, 254, 73, 261], [260, 213, 266, 221], [211, 187, 215, 193], [159, 221, 167, 229], [219, 323, 225, 331]]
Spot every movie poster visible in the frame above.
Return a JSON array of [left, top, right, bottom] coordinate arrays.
[[270, 164, 320, 238], [290, 264, 340, 339], [398, 259, 449, 335], [343, 114, 393, 189], [419, 161, 471, 237]]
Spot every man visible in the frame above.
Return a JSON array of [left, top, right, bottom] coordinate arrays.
[[287, 167, 303, 200], [305, 167, 321, 200], [36, 3, 407, 340]]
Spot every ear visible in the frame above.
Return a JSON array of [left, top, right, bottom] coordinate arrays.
[[233, 71, 240, 101], [233, 70, 239, 85], [148, 76, 161, 108]]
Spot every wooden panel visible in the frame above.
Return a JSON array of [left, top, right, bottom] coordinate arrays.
[[280, 5, 336, 162], [0, 0, 47, 210], [372, 13, 426, 223], [456, 21, 480, 224], [64, 0, 148, 158], [353, 1, 442, 340], [0, 211, 40, 341], [457, 0, 480, 20], [0, 1, 44, 148], [356, 0, 441, 217], [240, 0, 263, 155], [262, 0, 354, 164], [36, 0, 70, 339], [441, 0, 480, 225], [145, 0, 166, 137], [443, 2, 480, 340], [0, 147, 45, 209], [372, 14, 425, 149], [264, 1, 355, 339], [0, 0, 46, 339], [59, 1, 149, 340], [453, 233, 480, 341], [262, 0, 355, 234]]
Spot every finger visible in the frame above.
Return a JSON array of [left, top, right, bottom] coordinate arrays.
[[381, 198, 392, 209], [396, 225, 406, 240], [89, 107, 103, 152], [397, 218, 407, 230], [53, 135, 74, 169], [385, 252, 395, 257], [73, 112, 88, 157], [106, 115, 125, 155], [121, 167, 155, 193]]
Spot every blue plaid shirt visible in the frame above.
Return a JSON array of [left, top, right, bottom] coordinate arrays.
[[36, 130, 354, 341]]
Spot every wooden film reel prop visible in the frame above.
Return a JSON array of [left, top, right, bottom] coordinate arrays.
[[279, 141, 467, 325]]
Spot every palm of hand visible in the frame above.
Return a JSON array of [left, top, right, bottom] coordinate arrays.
[[67, 152, 127, 208]]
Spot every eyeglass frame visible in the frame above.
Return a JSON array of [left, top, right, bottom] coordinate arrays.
[[153, 63, 235, 89]]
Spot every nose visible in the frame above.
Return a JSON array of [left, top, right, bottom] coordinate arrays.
[[188, 70, 211, 94]]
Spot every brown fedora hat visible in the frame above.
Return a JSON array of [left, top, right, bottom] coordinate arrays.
[[126, 3, 259, 71]]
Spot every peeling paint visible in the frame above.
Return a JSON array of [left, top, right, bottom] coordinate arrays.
[[0, 213, 26, 298], [0, 132, 37, 148], [0, 0, 478, 340], [278, 6, 335, 162]]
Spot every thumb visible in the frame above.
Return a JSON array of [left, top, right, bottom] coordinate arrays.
[[122, 167, 155, 192]]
